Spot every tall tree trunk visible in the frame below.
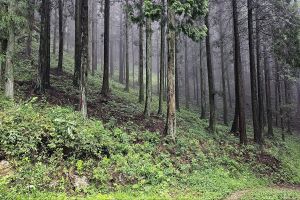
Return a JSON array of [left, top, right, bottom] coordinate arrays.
[[175, 33, 180, 112], [110, 40, 114, 78], [53, 8, 57, 56], [231, 0, 247, 144], [185, 38, 190, 109], [0, 39, 8, 83], [26, 0, 35, 62], [80, 0, 88, 119], [226, 65, 233, 109], [73, 0, 82, 87], [57, 0, 64, 74], [101, 0, 110, 96], [91, 0, 98, 76], [132, 28, 135, 88], [263, 46, 273, 137], [200, 41, 206, 119], [125, 0, 130, 92], [158, 0, 166, 114], [138, 0, 144, 103], [119, 11, 124, 84], [284, 80, 292, 134], [5, 1, 15, 99], [275, 58, 284, 140], [164, 4, 176, 140], [220, 29, 228, 125], [144, 19, 152, 117], [205, 14, 216, 133], [37, 0, 51, 93], [248, 0, 262, 143], [195, 51, 200, 106]]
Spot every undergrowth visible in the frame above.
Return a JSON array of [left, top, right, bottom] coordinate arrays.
[[0, 52, 299, 199]]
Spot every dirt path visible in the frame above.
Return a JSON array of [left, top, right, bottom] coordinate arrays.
[[224, 185, 300, 200]]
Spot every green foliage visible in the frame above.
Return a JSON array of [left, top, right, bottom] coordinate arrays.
[[241, 188, 300, 200], [0, 0, 27, 38], [0, 51, 300, 199]]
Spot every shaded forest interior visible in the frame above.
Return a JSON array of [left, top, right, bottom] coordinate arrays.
[[0, 0, 300, 199]]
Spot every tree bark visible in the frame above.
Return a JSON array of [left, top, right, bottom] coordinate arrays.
[[57, 0, 64, 74], [275, 58, 284, 140], [91, 0, 98, 76], [158, 0, 166, 114], [175, 32, 180, 112], [231, 0, 247, 144], [263, 46, 273, 137], [73, 0, 82, 87], [37, 0, 51, 93], [138, 0, 144, 103], [200, 41, 206, 119], [53, 8, 57, 56], [184, 37, 190, 109], [101, 0, 110, 96], [5, 1, 15, 99], [220, 27, 228, 125], [164, 4, 176, 140], [284, 79, 292, 134], [125, 0, 130, 92], [80, 0, 89, 119], [132, 27, 135, 88], [119, 13, 124, 83], [0, 39, 8, 83], [144, 19, 152, 117], [26, 0, 35, 62], [248, 0, 262, 143], [256, 5, 265, 132], [205, 14, 216, 133]]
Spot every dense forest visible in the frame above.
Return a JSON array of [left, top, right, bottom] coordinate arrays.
[[0, 0, 300, 199]]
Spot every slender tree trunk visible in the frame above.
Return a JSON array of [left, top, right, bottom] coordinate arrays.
[[119, 12, 124, 84], [110, 40, 114, 78], [57, 0, 64, 74], [5, 1, 15, 99], [248, 0, 262, 143], [37, 0, 51, 93], [220, 31, 228, 125], [73, 0, 82, 87], [80, 0, 88, 119], [226, 65, 233, 109], [263, 46, 273, 137], [144, 19, 152, 117], [26, 0, 35, 62], [175, 33, 180, 112], [195, 52, 200, 106], [164, 4, 176, 140], [205, 14, 216, 133], [138, 0, 144, 103], [53, 8, 57, 56], [0, 39, 8, 84], [256, 7, 264, 133], [231, 0, 247, 144], [91, 0, 98, 76], [125, 0, 130, 91], [275, 59, 284, 140], [274, 54, 279, 126], [185, 38, 190, 109], [101, 0, 110, 96], [200, 41, 206, 119], [132, 28, 135, 88], [284, 80, 292, 134], [158, 0, 165, 114]]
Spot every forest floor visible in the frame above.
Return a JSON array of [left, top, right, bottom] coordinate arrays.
[[225, 185, 300, 200], [1, 54, 300, 199]]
